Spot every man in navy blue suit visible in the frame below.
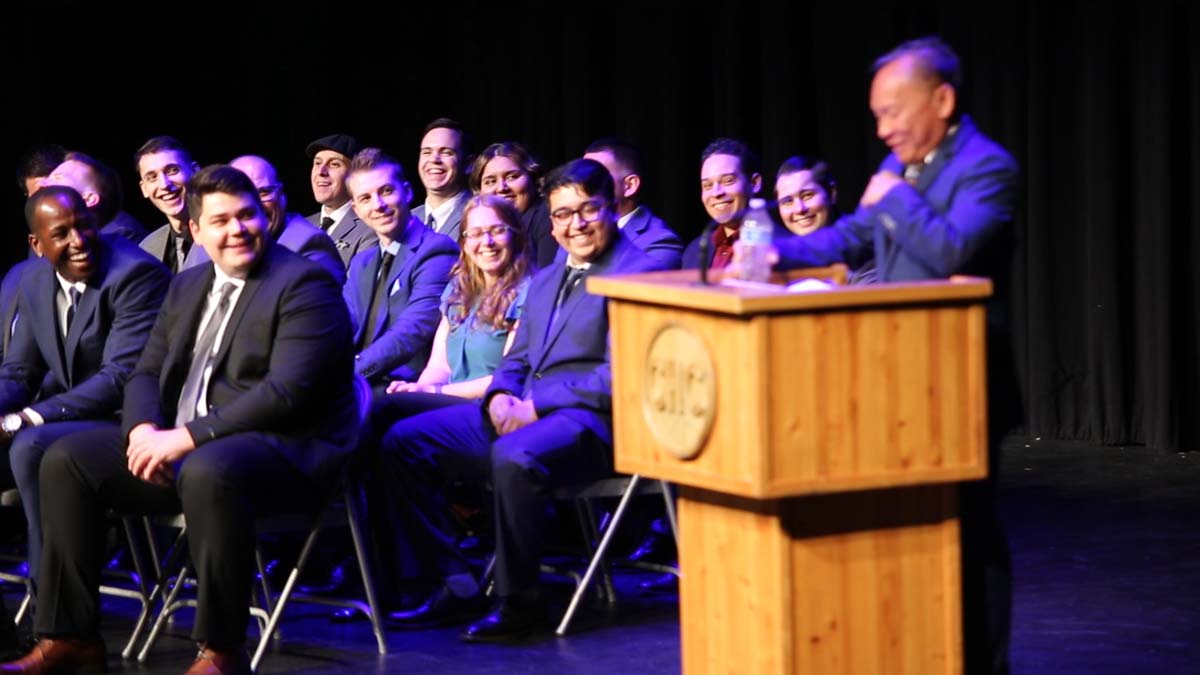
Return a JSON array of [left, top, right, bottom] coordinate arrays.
[[378, 158, 665, 642], [343, 148, 458, 390], [583, 138, 683, 269], [0, 186, 168, 589], [759, 37, 1019, 675], [2, 167, 356, 674]]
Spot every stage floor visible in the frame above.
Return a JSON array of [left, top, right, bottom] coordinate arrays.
[[3, 437, 1197, 673]]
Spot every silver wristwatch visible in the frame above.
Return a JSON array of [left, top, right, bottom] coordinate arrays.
[[2, 414, 23, 434]]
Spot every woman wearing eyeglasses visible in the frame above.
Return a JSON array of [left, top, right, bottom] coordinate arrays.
[[469, 142, 558, 269], [382, 194, 532, 404], [353, 195, 532, 623]]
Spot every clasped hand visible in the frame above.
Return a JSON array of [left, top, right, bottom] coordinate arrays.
[[126, 423, 195, 486]]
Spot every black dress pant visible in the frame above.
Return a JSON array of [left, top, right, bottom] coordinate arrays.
[[36, 427, 317, 648], [379, 403, 612, 598]]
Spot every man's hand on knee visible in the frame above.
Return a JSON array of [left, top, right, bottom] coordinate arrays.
[[126, 426, 195, 484]]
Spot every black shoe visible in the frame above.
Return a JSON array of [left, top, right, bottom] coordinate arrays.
[[459, 598, 543, 644], [295, 560, 348, 595], [328, 607, 367, 624], [386, 586, 483, 630], [627, 522, 676, 564], [638, 571, 679, 594]]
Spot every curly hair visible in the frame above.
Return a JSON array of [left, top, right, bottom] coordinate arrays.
[[444, 194, 531, 331]]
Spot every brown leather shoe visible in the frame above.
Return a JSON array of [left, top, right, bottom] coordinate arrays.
[[0, 637, 106, 673], [183, 645, 250, 675]]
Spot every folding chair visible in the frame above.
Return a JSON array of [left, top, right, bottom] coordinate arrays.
[[554, 474, 678, 635], [132, 375, 386, 672]]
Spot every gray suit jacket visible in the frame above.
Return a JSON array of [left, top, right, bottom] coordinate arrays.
[[139, 223, 206, 273], [307, 208, 378, 268], [411, 189, 470, 241]]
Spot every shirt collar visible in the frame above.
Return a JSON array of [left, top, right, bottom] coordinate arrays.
[[425, 190, 468, 227], [617, 205, 642, 230], [381, 239, 402, 257], [212, 264, 247, 292], [54, 272, 88, 297], [321, 201, 353, 224], [922, 123, 961, 166]]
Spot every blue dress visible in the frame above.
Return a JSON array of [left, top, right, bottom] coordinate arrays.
[[440, 277, 530, 383]]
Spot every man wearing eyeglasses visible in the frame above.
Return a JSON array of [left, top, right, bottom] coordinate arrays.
[[343, 148, 458, 392], [229, 156, 345, 286], [378, 158, 666, 642]]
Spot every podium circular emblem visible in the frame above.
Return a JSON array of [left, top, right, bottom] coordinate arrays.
[[642, 324, 716, 460]]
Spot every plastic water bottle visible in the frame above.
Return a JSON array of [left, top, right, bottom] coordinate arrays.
[[736, 198, 774, 283]]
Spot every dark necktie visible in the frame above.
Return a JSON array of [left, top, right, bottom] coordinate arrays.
[[65, 287, 81, 336], [173, 235, 187, 273], [176, 282, 237, 427], [321, 216, 336, 233], [359, 251, 396, 350], [548, 267, 587, 330], [425, 211, 437, 230]]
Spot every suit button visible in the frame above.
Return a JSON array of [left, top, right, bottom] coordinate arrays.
[[533, 372, 542, 380]]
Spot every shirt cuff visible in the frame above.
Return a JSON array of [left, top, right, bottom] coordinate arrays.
[[22, 407, 44, 427]]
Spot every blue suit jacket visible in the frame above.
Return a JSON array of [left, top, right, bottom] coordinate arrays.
[[345, 217, 458, 382], [486, 231, 666, 445], [102, 210, 150, 244], [0, 260, 35, 360], [0, 236, 169, 423], [122, 245, 356, 480], [624, 206, 683, 270], [775, 116, 1018, 285]]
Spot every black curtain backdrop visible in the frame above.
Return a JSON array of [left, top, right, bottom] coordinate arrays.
[[6, 1, 1198, 450]]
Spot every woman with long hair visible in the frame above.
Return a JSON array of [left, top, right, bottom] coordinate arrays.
[[469, 142, 558, 269]]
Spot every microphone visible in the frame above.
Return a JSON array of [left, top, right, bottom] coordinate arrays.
[[697, 220, 720, 285]]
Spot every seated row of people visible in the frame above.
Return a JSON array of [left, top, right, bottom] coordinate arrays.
[[0, 128, 853, 672]]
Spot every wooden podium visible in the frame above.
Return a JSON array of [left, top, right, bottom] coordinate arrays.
[[587, 268, 991, 675]]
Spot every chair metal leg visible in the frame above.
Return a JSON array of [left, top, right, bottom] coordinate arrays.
[[254, 548, 275, 619], [128, 526, 188, 661], [138, 560, 192, 662], [251, 520, 324, 673], [141, 517, 163, 580], [660, 481, 678, 544], [556, 474, 642, 636], [344, 486, 387, 655], [13, 587, 31, 626], [580, 499, 616, 604]]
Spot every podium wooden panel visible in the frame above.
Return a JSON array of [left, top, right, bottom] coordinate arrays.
[[588, 269, 991, 675]]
